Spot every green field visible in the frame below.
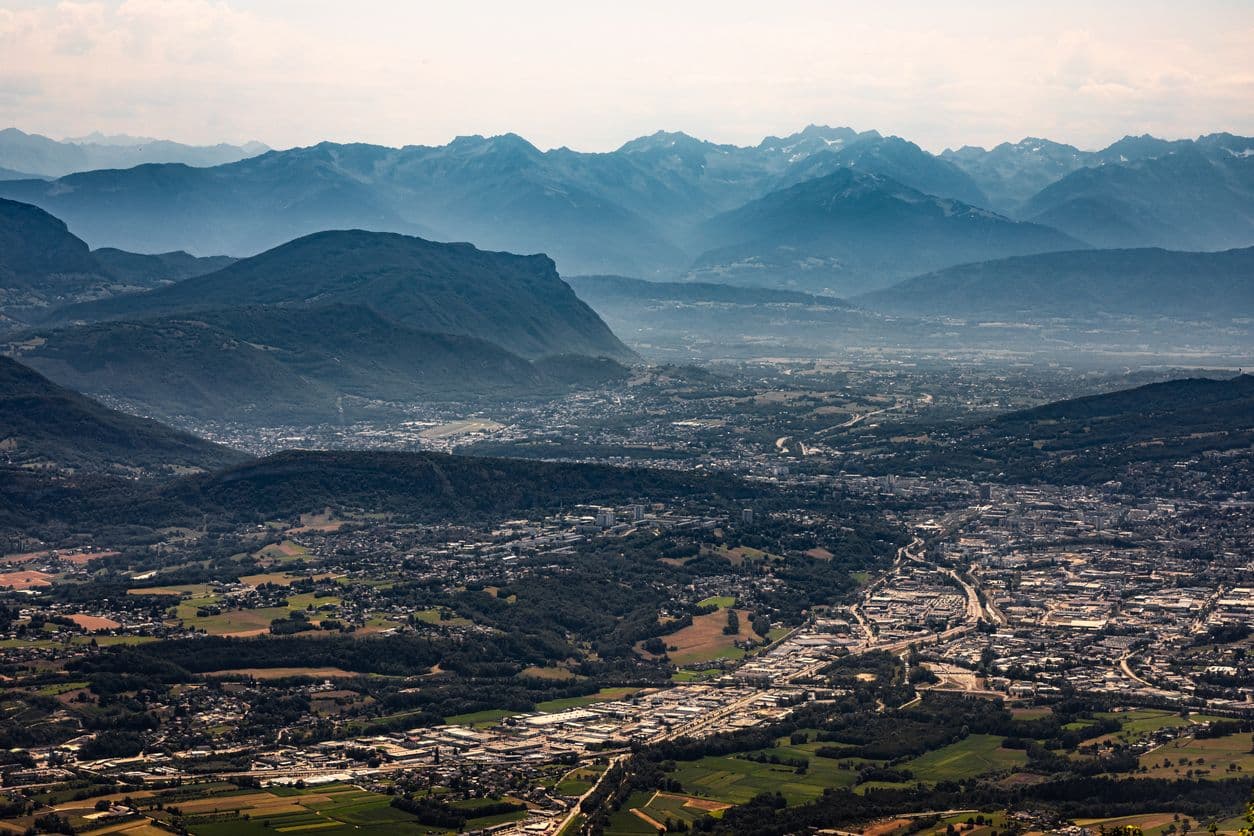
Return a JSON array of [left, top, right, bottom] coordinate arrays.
[[35, 680, 87, 695], [904, 734, 1027, 781], [697, 595, 736, 609], [556, 764, 606, 796], [671, 750, 856, 806], [605, 789, 728, 835], [443, 708, 515, 727], [665, 732, 1026, 807], [176, 784, 526, 836], [1138, 729, 1254, 779], [185, 786, 429, 836], [535, 687, 638, 713]]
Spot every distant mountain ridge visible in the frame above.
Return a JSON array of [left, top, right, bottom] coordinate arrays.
[[864, 374, 1254, 487], [0, 127, 268, 178], [859, 246, 1254, 319], [689, 168, 1083, 294], [0, 124, 1119, 278], [1000, 374, 1254, 426], [941, 132, 1254, 215], [1, 126, 1250, 293], [1021, 141, 1254, 251]]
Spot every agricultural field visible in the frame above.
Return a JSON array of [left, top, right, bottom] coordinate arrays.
[[667, 732, 1027, 808], [256, 540, 309, 562], [443, 708, 515, 727], [0, 784, 429, 836], [129, 581, 348, 636], [703, 545, 781, 566], [1137, 729, 1254, 779], [903, 734, 1027, 782], [697, 595, 736, 609], [604, 789, 730, 835], [144, 782, 521, 836], [1074, 812, 1210, 836], [647, 608, 764, 666], [670, 752, 848, 806], [519, 665, 582, 681], [556, 764, 607, 796], [535, 686, 639, 713]]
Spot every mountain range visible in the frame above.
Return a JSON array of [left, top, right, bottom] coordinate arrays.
[[0, 127, 268, 178], [937, 133, 1248, 213], [688, 168, 1083, 294], [0, 126, 1250, 290], [1020, 139, 1254, 251]]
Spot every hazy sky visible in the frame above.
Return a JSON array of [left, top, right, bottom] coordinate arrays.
[[2, 0, 1252, 152]]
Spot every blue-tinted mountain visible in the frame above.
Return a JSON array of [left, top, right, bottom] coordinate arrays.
[[0, 152, 422, 258], [0, 126, 1057, 278], [1090, 134, 1195, 165], [0, 198, 234, 327], [89, 248, 237, 286], [50, 229, 633, 362], [1021, 140, 1254, 250], [943, 132, 1254, 217], [0, 165, 42, 181], [778, 135, 988, 206], [859, 246, 1254, 318], [690, 169, 1084, 294], [0, 197, 116, 327], [0, 127, 267, 178], [941, 138, 1092, 212]]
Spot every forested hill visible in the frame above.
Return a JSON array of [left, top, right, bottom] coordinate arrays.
[[0, 355, 245, 475], [162, 449, 752, 522], [996, 374, 1254, 427], [49, 229, 635, 362], [0, 448, 759, 537]]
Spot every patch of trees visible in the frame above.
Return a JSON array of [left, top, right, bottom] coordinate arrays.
[[78, 730, 145, 760], [389, 796, 466, 829], [1195, 720, 1251, 739]]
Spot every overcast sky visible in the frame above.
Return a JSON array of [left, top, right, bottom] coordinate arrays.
[[2, 0, 1252, 153]]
